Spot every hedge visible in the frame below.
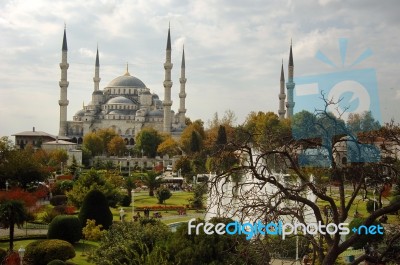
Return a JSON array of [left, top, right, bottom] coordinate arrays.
[[47, 215, 82, 243], [24, 239, 75, 265]]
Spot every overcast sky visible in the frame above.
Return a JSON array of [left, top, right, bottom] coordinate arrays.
[[0, 0, 399, 138]]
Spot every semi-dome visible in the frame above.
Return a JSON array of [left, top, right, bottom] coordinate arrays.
[[107, 72, 146, 88], [106, 96, 134, 104], [148, 109, 163, 116]]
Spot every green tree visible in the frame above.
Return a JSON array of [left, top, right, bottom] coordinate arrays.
[[97, 128, 119, 153], [91, 220, 170, 264], [347, 111, 381, 135], [216, 125, 227, 146], [155, 187, 172, 204], [79, 190, 113, 230], [69, 155, 79, 176], [136, 127, 163, 158], [142, 171, 161, 197], [82, 132, 103, 156], [180, 119, 205, 153], [124, 176, 136, 199], [166, 217, 267, 265], [189, 183, 207, 209], [0, 200, 28, 250], [190, 131, 201, 153], [0, 148, 46, 189], [66, 169, 123, 208]]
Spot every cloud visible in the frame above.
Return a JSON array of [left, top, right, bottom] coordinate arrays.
[[0, 0, 399, 138]]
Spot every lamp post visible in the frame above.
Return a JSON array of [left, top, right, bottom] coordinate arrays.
[[131, 189, 135, 220], [18, 246, 25, 265], [128, 156, 131, 177]]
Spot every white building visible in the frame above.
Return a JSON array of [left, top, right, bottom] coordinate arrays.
[[57, 26, 188, 144]]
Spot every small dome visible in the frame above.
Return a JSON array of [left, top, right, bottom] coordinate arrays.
[[152, 94, 159, 99], [107, 73, 146, 88], [74, 109, 85, 116], [106, 96, 134, 105]]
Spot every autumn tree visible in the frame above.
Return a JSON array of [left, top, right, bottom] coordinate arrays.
[[107, 135, 126, 156], [157, 136, 180, 156], [180, 119, 205, 154]]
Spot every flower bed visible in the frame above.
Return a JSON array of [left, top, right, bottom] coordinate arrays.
[[136, 205, 185, 211]]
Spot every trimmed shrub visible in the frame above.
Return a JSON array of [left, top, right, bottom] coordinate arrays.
[[79, 190, 113, 230], [25, 239, 75, 265], [0, 248, 7, 263], [42, 208, 62, 224], [48, 215, 82, 243], [366, 200, 380, 213], [50, 195, 68, 206], [47, 259, 66, 265], [120, 194, 131, 207]]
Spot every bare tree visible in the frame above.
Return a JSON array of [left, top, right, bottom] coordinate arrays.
[[206, 99, 400, 265]]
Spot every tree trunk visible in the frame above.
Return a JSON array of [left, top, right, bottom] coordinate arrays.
[[322, 249, 340, 265], [9, 221, 14, 251]]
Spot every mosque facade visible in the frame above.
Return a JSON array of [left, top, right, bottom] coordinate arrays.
[[57, 27, 187, 145]]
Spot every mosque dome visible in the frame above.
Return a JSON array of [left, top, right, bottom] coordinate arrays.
[[106, 96, 134, 104], [107, 72, 146, 88]]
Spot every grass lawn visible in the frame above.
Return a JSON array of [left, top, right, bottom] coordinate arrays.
[[111, 191, 195, 222]]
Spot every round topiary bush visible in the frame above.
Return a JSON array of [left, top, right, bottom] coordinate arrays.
[[48, 215, 82, 243], [79, 190, 113, 230], [50, 195, 68, 206], [25, 239, 75, 265], [47, 259, 66, 265], [366, 199, 380, 213], [120, 194, 131, 207]]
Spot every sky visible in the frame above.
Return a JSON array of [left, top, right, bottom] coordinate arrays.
[[0, 0, 399, 138]]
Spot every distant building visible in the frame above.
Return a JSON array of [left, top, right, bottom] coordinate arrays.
[[57, 25, 188, 145], [12, 127, 56, 149]]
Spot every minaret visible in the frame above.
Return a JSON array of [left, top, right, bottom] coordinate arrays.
[[278, 60, 286, 120], [163, 25, 173, 133], [58, 26, 69, 136], [178, 45, 187, 127], [286, 41, 295, 119], [93, 46, 101, 91]]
